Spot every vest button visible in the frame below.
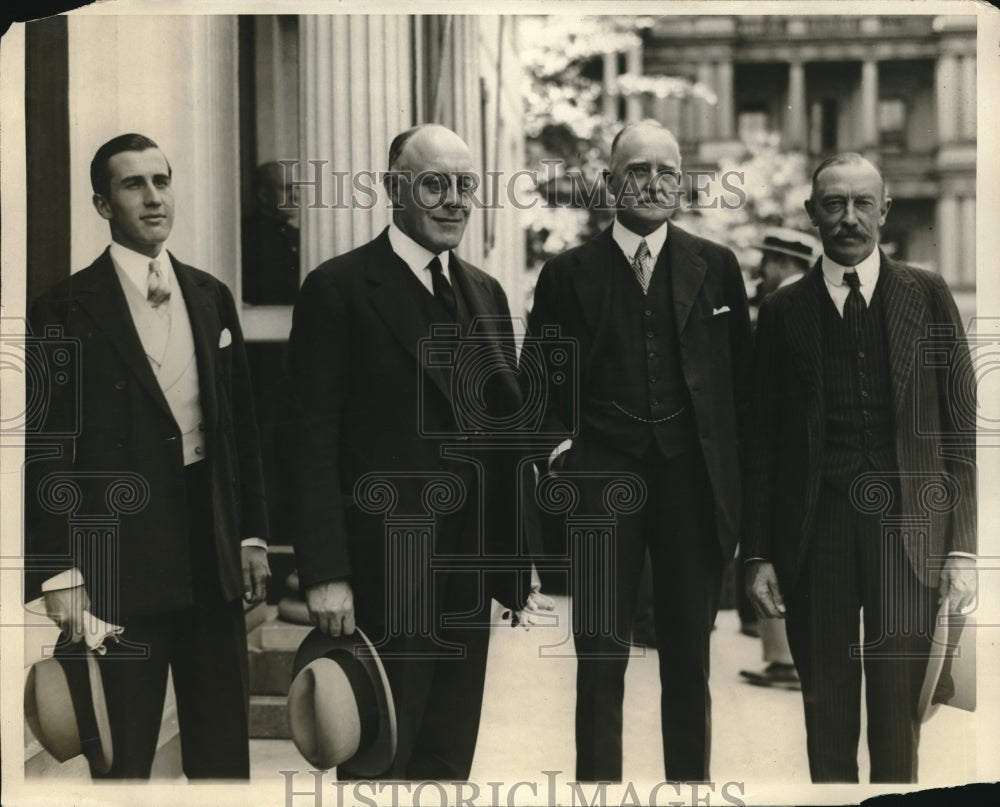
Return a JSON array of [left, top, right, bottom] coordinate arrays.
[[114, 379, 127, 390], [649, 352, 656, 359], [195, 446, 203, 455], [644, 310, 653, 317], [646, 331, 654, 339], [649, 376, 657, 383], [857, 350, 865, 359]]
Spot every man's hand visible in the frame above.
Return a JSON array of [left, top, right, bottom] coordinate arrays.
[[939, 555, 977, 614], [305, 579, 355, 636], [43, 584, 91, 644], [746, 560, 786, 618], [242, 546, 272, 603], [511, 587, 556, 630]]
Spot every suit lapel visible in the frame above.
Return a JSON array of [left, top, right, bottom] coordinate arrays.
[[876, 253, 927, 417], [366, 230, 453, 404], [666, 223, 707, 335], [571, 227, 617, 332], [73, 250, 174, 420], [785, 263, 827, 470], [173, 256, 220, 431], [450, 256, 522, 410]]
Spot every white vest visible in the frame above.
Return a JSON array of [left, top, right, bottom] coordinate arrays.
[[114, 262, 208, 465]]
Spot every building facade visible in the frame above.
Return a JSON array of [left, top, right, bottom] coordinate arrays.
[[603, 15, 976, 289]]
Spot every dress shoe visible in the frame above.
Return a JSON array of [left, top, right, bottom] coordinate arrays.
[[739, 662, 800, 690]]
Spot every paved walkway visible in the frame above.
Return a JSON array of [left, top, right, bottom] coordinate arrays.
[[250, 597, 979, 799]]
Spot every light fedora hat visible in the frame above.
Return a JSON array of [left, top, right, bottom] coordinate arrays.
[[24, 650, 113, 773], [287, 627, 396, 774], [918, 597, 976, 723]]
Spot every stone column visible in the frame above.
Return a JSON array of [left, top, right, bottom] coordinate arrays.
[[959, 55, 977, 141], [625, 45, 643, 123], [715, 61, 734, 139], [936, 54, 958, 144], [602, 50, 618, 121], [695, 61, 715, 141], [937, 194, 961, 285], [786, 60, 806, 149], [860, 59, 879, 150], [298, 15, 413, 274], [959, 196, 976, 286]]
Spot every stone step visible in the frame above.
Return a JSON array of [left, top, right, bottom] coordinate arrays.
[[256, 618, 313, 652], [244, 601, 277, 634], [249, 646, 296, 696], [249, 694, 291, 739]]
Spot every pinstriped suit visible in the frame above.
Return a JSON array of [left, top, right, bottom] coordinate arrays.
[[743, 251, 976, 782]]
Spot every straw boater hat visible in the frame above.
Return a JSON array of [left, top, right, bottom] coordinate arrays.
[[755, 227, 820, 263], [24, 650, 113, 773], [287, 627, 396, 774]]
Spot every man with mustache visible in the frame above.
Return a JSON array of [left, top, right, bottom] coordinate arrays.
[[743, 153, 977, 782], [526, 120, 753, 781], [288, 124, 547, 780]]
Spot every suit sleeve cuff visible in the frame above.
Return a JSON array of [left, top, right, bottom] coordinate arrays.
[[948, 551, 976, 560], [40, 567, 84, 592], [241, 537, 268, 550]]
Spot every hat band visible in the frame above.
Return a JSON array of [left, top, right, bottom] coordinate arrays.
[[326, 649, 380, 752], [56, 650, 104, 767]]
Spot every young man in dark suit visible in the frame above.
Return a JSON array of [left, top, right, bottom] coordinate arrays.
[[526, 120, 754, 782], [287, 124, 549, 781], [744, 153, 977, 782], [24, 133, 271, 779]]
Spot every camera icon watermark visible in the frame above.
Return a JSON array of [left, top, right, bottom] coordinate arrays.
[[418, 318, 578, 441], [0, 321, 81, 437]]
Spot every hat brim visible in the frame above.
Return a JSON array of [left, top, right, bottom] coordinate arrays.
[[753, 244, 816, 262], [291, 627, 396, 775], [918, 599, 976, 723], [24, 649, 113, 773]]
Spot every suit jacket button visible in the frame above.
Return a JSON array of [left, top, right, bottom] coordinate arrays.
[[115, 379, 127, 390]]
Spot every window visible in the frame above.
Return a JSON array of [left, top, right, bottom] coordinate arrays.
[[878, 98, 907, 151], [809, 99, 838, 154], [737, 106, 769, 144], [238, 15, 302, 308]]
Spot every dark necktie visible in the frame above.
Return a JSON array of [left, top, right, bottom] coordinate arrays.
[[843, 270, 866, 341], [427, 256, 456, 319]]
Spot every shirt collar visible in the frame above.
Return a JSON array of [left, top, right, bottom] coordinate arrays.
[[612, 219, 668, 264], [109, 241, 172, 295], [388, 223, 449, 275], [820, 247, 880, 289]]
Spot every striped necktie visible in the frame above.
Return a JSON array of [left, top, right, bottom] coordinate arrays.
[[147, 259, 171, 309], [632, 239, 652, 294]]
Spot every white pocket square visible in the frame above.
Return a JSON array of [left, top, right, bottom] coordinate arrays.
[[713, 306, 731, 315], [219, 327, 232, 348]]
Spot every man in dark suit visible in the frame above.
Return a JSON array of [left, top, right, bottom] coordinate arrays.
[[241, 161, 301, 305], [287, 124, 547, 780], [24, 133, 271, 779], [744, 153, 977, 783], [526, 120, 753, 782]]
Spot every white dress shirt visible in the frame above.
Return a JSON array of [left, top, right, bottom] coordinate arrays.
[[820, 248, 879, 316], [612, 218, 668, 266], [388, 223, 451, 293]]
